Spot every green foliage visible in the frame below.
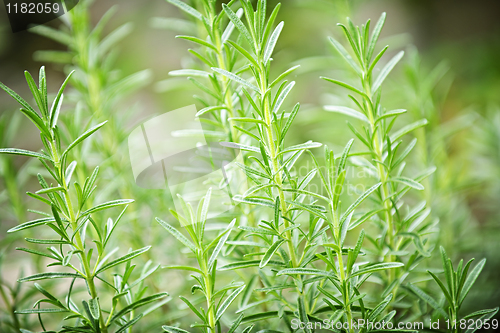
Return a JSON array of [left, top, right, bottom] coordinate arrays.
[[322, 13, 437, 309], [0, 0, 498, 332], [0, 70, 166, 332], [157, 189, 249, 333], [408, 247, 498, 332]]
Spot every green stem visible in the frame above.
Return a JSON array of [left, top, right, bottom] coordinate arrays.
[[258, 63, 298, 268], [362, 80, 396, 283], [332, 205, 354, 333], [201, 257, 216, 333], [337, 251, 354, 333], [213, 24, 239, 143], [53, 140, 108, 333]]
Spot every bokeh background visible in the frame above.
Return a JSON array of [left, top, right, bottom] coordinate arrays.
[[1, 0, 499, 331]]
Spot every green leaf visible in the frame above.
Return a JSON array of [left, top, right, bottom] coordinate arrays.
[[368, 294, 393, 321], [408, 283, 448, 318], [463, 308, 499, 320], [372, 51, 404, 92], [19, 107, 51, 138], [223, 4, 254, 52], [272, 81, 295, 114], [339, 138, 355, 173], [176, 35, 217, 51], [459, 258, 486, 306], [229, 117, 267, 126], [25, 238, 68, 245], [34, 283, 62, 305], [18, 272, 82, 282], [169, 69, 210, 78], [242, 311, 293, 323], [179, 296, 204, 321], [277, 268, 335, 278], [464, 307, 499, 333], [98, 23, 133, 56], [390, 119, 428, 142], [29, 24, 71, 44], [162, 265, 203, 275], [377, 109, 406, 123], [271, 65, 300, 89], [328, 36, 362, 75], [0, 148, 52, 161], [399, 232, 430, 257], [156, 218, 197, 252], [324, 105, 368, 122], [36, 186, 65, 195], [264, 21, 284, 64], [96, 246, 151, 274], [81, 199, 134, 216], [63, 121, 108, 157], [7, 217, 54, 233], [321, 77, 367, 98], [392, 138, 416, 168], [16, 247, 58, 260], [349, 209, 384, 230], [298, 295, 312, 333], [260, 239, 285, 268], [389, 177, 424, 190], [212, 68, 259, 92], [196, 106, 226, 117], [227, 40, 260, 69], [115, 314, 143, 333], [235, 196, 275, 209], [440, 246, 455, 300], [16, 308, 68, 314], [50, 70, 74, 128], [286, 200, 327, 220], [228, 314, 244, 333], [0, 81, 37, 114], [427, 271, 453, 305], [163, 326, 191, 333], [367, 12, 386, 61], [216, 285, 245, 322], [111, 292, 168, 322], [279, 141, 322, 156], [88, 298, 100, 320], [208, 219, 235, 269], [280, 103, 300, 143], [347, 230, 365, 274], [219, 260, 285, 271], [350, 262, 403, 278], [340, 183, 381, 226], [166, 0, 202, 20]]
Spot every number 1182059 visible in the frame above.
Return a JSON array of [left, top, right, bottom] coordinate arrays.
[[6, 2, 62, 14]]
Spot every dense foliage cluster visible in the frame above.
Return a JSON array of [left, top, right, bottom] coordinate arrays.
[[0, 0, 498, 332]]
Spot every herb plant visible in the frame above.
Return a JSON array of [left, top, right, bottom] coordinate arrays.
[[31, 0, 156, 252], [1, 0, 498, 332], [157, 189, 251, 333], [0, 69, 166, 332], [322, 13, 435, 309], [408, 247, 499, 332]]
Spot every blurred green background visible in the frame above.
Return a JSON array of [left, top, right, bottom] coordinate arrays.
[[1, 0, 499, 330]]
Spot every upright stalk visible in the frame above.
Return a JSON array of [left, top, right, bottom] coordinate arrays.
[[362, 80, 396, 277], [257, 62, 298, 267]]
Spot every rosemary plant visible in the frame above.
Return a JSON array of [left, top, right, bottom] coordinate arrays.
[[322, 13, 436, 309], [157, 189, 254, 333], [0, 69, 167, 332], [408, 247, 499, 333], [162, 0, 244, 143], [173, 1, 405, 331], [31, 0, 156, 249]]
